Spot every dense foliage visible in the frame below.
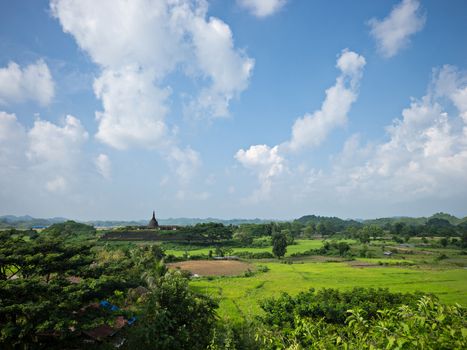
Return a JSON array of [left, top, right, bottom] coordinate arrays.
[[0, 229, 138, 348], [42, 220, 97, 241], [256, 294, 466, 349], [259, 287, 426, 326], [124, 271, 217, 350], [0, 228, 218, 349]]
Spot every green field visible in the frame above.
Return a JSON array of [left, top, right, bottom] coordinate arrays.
[[190, 260, 467, 320], [164, 239, 343, 257], [105, 237, 467, 321]]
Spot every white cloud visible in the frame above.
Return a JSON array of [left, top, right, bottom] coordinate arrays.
[[238, 0, 287, 18], [46, 176, 67, 193], [235, 49, 365, 198], [235, 144, 285, 199], [328, 65, 467, 201], [52, 0, 253, 183], [243, 66, 467, 217], [95, 153, 111, 179], [0, 60, 55, 106], [93, 66, 169, 150], [51, 0, 253, 141], [0, 111, 91, 196], [188, 15, 255, 118], [167, 146, 201, 184], [27, 115, 89, 164], [0, 112, 27, 168], [286, 49, 365, 151], [368, 0, 426, 58]]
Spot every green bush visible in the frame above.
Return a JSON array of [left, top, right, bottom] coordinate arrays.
[[256, 296, 466, 349], [235, 251, 274, 259], [259, 287, 428, 326]]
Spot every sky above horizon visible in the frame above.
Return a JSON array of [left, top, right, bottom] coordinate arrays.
[[1, 0, 467, 221]]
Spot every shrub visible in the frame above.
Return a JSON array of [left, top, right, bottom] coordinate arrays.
[[259, 287, 428, 326], [235, 251, 274, 259]]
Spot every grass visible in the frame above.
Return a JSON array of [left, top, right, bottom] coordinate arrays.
[[190, 260, 467, 320], [164, 239, 349, 257], [102, 236, 467, 320]]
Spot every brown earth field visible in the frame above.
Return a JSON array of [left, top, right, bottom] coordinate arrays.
[[167, 260, 253, 276]]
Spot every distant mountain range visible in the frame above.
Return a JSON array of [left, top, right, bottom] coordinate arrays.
[[0, 215, 276, 229], [1, 212, 466, 229], [294, 212, 467, 227]]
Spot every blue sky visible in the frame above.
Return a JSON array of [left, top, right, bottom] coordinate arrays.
[[0, 0, 466, 220]]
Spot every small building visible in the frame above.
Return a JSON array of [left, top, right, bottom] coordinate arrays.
[[383, 251, 393, 256]]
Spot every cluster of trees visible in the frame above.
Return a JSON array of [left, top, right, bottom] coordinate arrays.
[[0, 227, 218, 349]]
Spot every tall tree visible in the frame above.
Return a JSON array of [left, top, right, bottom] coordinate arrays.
[[272, 232, 287, 259]]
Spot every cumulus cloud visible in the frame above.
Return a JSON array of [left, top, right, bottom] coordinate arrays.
[[286, 50, 365, 151], [368, 0, 426, 58], [95, 153, 111, 179], [93, 67, 170, 150], [51, 0, 253, 182], [0, 60, 55, 106], [238, 0, 287, 18], [235, 144, 285, 199], [187, 15, 254, 118], [0, 112, 89, 194], [235, 49, 365, 197], [167, 146, 201, 184], [233, 64, 467, 217], [51, 0, 253, 141], [0, 112, 27, 166], [322, 65, 467, 203], [27, 115, 89, 165]]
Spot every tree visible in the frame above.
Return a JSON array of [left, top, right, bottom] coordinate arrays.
[[358, 230, 370, 244], [0, 230, 137, 348], [233, 231, 253, 246], [303, 224, 315, 238], [193, 223, 232, 244], [124, 271, 217, 350], [361, 225, 383, 240], [272, 233, 287, 259]]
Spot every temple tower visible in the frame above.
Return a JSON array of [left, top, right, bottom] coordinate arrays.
[[148, 210, 159, 229]]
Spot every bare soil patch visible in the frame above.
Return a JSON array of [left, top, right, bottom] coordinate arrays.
[[168, 260, 253, 276]]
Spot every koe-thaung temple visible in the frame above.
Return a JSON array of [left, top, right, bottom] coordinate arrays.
[[148, 211, 159, 229], [146, 211, 178, 231]]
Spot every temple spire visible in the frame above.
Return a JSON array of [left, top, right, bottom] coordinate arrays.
[[148, 210, 159, 229]]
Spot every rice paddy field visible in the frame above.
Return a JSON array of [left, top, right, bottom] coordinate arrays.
[[105, 237, 467, 320], [190, 260, 467, 320]]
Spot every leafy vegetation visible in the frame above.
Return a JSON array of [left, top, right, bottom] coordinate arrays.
[[256, 292, 466, 349], [0, 228, 217, 349], [2, 214, 467, 349]]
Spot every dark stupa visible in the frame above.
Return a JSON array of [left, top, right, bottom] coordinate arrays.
[[148, 210, 159, 229]]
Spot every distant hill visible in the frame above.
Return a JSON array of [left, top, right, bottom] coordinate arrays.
[[294, 215, 362, 230], [2, 212, 465, 229], [0, 215, 67, 229], [363, 212, 464, 226], [0, 215, 275, 229]]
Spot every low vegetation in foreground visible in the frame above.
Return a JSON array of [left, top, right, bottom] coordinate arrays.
[[1, 215, 467, 349]]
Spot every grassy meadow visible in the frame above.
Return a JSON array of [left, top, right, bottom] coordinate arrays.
[[190, 260, 467, 320], [103, 236, 467, 320]]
